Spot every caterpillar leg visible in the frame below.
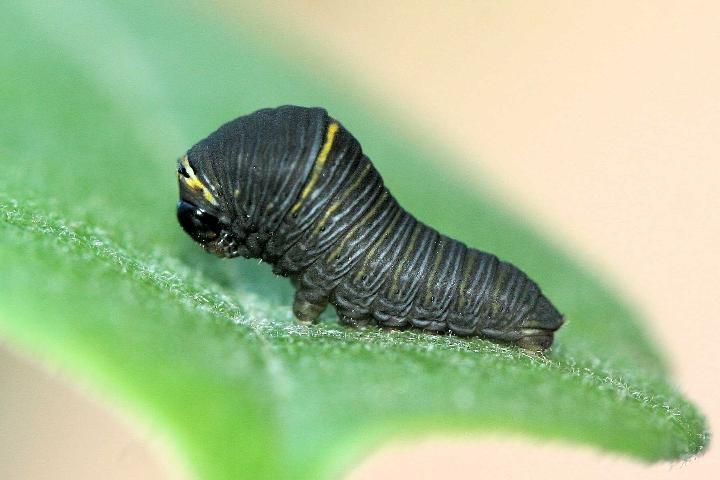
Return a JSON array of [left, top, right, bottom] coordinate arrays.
[[376, 316, 409, 328], [514, 331, 554, 353], [331, 303, 370, 328], [292, 289, 327, 324]]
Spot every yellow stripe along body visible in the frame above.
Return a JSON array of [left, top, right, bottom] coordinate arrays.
[[289, 122, 339, 216]]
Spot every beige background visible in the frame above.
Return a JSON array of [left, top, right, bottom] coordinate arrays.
[[1, 1, 718, 478]]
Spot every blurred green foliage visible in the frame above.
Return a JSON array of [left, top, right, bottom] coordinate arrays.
[[0, 1, 707, 478]]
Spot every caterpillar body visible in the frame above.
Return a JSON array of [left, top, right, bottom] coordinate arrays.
[[177, 106, 564, 351]]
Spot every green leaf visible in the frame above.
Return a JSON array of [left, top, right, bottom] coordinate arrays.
[[0, 1, 708, 478]]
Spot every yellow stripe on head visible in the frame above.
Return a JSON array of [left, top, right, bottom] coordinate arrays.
[[179, 155, 219, 206], [290, 122, 340, 216]]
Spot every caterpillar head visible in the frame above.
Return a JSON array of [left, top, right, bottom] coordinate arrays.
[[176, 154, 241, 258]]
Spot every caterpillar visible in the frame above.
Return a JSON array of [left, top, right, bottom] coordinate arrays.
[[177, 106, 564, 351]]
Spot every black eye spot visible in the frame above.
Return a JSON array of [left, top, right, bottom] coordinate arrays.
[[178, 165, 190, 178], [177, 200, 223, 244]]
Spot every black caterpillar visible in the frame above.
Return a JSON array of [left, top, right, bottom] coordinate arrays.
[[177, 106, 564, 351]]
